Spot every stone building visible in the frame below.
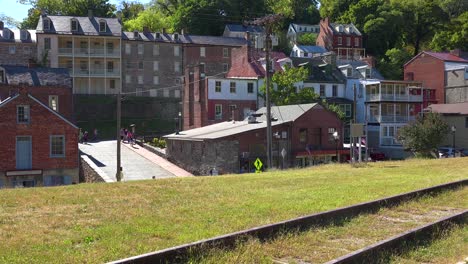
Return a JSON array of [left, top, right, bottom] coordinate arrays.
[[0, 89, 79, 188], [0, 21, 37, 66], [165, 103, 345, 175], [445, 65, 468, 104], [427, 102, 468, 150]]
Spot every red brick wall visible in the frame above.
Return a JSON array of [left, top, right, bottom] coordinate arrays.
[[404, 55, 444, 104], [0, 92, 78, 172], [0, 84, 74, 121]]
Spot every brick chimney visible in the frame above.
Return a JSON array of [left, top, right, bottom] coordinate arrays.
[[450, 49, 461, 57]]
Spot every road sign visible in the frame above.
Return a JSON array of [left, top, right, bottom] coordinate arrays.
[[254, 158, 263, 173]]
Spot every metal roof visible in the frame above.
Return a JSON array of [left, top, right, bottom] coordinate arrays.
[[296, 45, 327, 54], [0, 29, 36, 43], [36, 15, 121, 36], [0, 65, 72, 87], [164, 103, 320, 140], [122, 31, 247, 46]]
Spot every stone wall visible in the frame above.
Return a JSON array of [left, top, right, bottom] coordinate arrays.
[[166, 139, 239, 175], [445, 68, 468, 104], [79, 156, 105, 183]]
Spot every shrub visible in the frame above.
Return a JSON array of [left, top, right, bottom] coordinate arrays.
[[151, 137, 166, 149]]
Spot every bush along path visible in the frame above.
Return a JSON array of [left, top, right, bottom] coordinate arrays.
[[190, 187, 467, 264]]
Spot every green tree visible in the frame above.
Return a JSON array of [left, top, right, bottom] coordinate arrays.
[[0, 14, 20, 28], [378, 48, 412, 79], [261, 65, 316, 106], [19, 0, 116, 29], [118, 1, 145, 23], [297, 33, 317, 45], [430, 11, 468, 51], [398, 112, 449, 158]]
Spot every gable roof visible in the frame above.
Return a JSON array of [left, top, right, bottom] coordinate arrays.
[[164, 103, 320, 140], [0, 65, 72, 87], [295, 45, 327, 54], [337, 60, 385, 80], [291, 57, 346, 83], [36, 15, 121, 37], [225, 24, 264, 33], [329, 23, 361, 36], [427, 102, 468, 115], [289, 23, 320, 34], [0, 92, 77, 129], [404, 51, 468, 66]]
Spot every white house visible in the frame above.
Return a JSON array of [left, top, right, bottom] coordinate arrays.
[[290, 44, 328, 58]]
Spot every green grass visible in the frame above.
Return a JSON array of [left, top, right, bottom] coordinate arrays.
[[191, 187, 467, 263], [390, 225, 468, 264], [0, 158, 467, 263]]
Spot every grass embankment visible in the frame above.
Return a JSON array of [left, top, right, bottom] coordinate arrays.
[[192, 187, 467, 263], [0, 158, 467, 263]]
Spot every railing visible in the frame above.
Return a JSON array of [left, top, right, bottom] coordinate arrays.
[[71, 69, 121, 77], [368, 115, 416, 123], [58, 48, 121, 57], [367, 94, 423, 102]]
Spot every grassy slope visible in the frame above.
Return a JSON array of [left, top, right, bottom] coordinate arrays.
[[0, 158, 467, 263]]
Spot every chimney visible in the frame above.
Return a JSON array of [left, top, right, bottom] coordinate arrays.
[[0, 21, 3, 30], [88, 10, 93, 19], [450, 49, 461, 57], [162, 28, 166, 34]]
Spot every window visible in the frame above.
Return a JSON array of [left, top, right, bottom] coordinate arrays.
[[338, 37, 342, 45], [346, 68, 352, 77], [43, 18, 50, 30], [125, 43, 131, 55], [223, 63, 229, 72], [49, 95, 58, 111], [320, 84, 326, 97], [107, 61, 114, 73], [109, 79, 116, 89], [365, 68, 371, 78], [229, 104, 236, 112], [107, 42, 114, 54], [153, 76, 159, 85], [174, 61, 180, 72], [20, 30, 29, 40], [304, 52, 308, 57], [9, 46, 15, 54], [17, 105, 30, 123], [328, 127, 336, 143], [223, 48, 229, 58], [153, 45, 159, 56], [200, 47, 206, 57], [332, 85, 338, 97], [215, 81, 221, 92], [153, 61, 159, 71], [355, 38, 359, 47], [138, 75, 143, 84], [50, 135, 65, 157], [155, 32, 161, 39], [138, 61, 143, 70], [230, 82, 236, 93], [215, 104, 222, 119], [99, 20, 106, 32], [71, 19, 78, 31], [44, 38, 51, 50], [23, 46, 31, 54], [247, 83, 254, 94], [138, 44, 143, 55], [339, 104, 351, 117], [299, 128, 307, 143], [44, 175, 72, 186], [175, 78, 181, 85], [125, 74, 131, 83], [174, 46, 180, 56], [346, 37, 351, 46]]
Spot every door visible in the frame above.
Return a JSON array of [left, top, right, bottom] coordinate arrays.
[[16, 136, 32, 170]]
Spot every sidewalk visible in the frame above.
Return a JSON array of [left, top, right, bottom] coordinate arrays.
[[122, 143, 193, 177]]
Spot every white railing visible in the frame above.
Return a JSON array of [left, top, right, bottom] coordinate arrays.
[[58, 48, 121, 57], [368, 115, 416, 123], [367, 93, 423, 102]]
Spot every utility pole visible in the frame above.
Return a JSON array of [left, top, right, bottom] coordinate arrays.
[[250, 14, 283, 170], [116, 38, 122, 182]]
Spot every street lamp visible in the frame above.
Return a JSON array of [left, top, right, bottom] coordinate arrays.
[[333, 131, 339, 162], [451, 125, 456, 150]]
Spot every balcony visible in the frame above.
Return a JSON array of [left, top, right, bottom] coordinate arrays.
[[58, 48, 121, 58], [367, 94, 423, 102], [368, 115, 416, 123], [71, 68, 121, 77]]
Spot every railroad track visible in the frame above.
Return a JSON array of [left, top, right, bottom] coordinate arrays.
[[109, 179, 467, 264]]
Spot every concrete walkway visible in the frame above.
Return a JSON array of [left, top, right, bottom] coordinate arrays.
[[79, 140, 177, 181]]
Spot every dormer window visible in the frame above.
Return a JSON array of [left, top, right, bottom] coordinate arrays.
[[133, 31, 139, 39], [348, 27, 353, 33], [3, 29, 11, 39], [20, 30, 29, 40], [173, 33, 179, 41], [365, 68, 371, 78], [346, 68, 352, 77], [71, 19, 78, 31], [155, 32, 161, 39], [338, 25, 343, 32], [43, 18, 51, 30], [99, 20, 106, 32]]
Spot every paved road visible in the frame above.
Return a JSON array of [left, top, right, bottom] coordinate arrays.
[[79, 140, 176, 181]]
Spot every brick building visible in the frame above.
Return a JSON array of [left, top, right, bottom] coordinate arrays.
[[0, 65, 73, 120], [404, 50, 468, 104], [0, 89, 79, 188], [316, 18, 364, 61], [0, 21, 37, 66], [165, 103, 345, 175]]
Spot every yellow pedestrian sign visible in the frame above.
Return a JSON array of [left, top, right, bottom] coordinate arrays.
[[254, 158, 263, 173]]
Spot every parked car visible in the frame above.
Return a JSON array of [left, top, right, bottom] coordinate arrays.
[[438, 147, 465, 158]]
